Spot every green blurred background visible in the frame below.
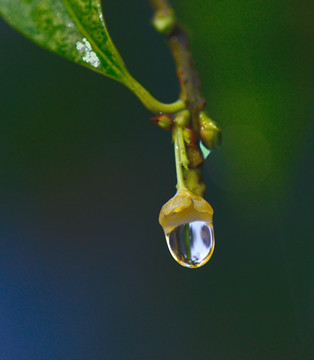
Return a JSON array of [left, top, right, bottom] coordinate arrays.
[[0, 0, 313, 359]]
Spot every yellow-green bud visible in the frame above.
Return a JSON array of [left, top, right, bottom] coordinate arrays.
[[183, 128, 196, 147], [199, 111, 222, 149], [150, 114, 173, 130], [152, 10, 176, 34], [174, 110, 190, 127]]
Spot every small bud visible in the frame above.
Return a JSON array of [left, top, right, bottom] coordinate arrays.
[[199, 111, 222, 150], [183, 128, 196, 147], [150, 113, 173, 130], [174, 109, 190, 127], [152, 10, 176, 34]]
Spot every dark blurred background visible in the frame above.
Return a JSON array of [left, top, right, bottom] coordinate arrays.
[[0, 0, 313, 359]]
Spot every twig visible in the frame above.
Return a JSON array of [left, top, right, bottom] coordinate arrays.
[[150, 0, 207, 198], [149, 0, 206, 134]]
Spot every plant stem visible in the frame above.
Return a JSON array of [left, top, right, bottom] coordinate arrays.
[[150, 0, 208, 196], [174, 126, 187, 190], [176, 126, 189, 169], [127, 75, 185, 113], [149, 0, 206, 130]]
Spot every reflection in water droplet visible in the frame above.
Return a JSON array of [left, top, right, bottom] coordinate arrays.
[[166, 221, 215, 268]]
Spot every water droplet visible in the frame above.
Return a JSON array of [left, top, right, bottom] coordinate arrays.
[[166, 221, 215, 268]]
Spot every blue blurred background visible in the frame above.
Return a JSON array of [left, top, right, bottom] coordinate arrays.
[[0, 0, 313, 359]]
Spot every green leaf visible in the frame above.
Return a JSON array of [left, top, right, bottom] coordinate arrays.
[[0, 0, 131, 86], [0, 0, 186, 113]]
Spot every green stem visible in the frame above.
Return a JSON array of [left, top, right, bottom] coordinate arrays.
[[127, 75, 185, 114], [174, 126, 187, 190], [177, 126, 189, 169]]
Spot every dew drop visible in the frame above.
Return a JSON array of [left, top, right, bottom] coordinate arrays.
[[166, 221, 215, 268]]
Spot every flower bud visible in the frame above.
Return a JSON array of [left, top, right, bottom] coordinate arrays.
[[152, 10, 176, 34], [159, 189, 213, 235], [183, 128, 196, 147], [199, 111, 222, 149], [150, 113, 173, 130], [174, 109, 190, 127]]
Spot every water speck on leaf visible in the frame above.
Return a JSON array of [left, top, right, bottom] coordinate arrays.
[[76, 38, 101, 68]]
